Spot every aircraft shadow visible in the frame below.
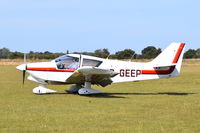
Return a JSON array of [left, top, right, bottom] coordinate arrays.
[[43, 92, 126, 98], [44, 92, 196, 99], [41, 92, 125, 98], [84, 92, 196, 98]]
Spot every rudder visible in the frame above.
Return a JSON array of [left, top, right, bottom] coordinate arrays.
[[151, 43, 185, 76]]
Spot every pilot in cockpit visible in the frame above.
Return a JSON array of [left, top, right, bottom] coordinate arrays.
[[67, 58, 79, 70]]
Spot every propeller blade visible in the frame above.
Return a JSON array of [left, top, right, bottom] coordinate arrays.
[[24, 53, 26, 64], [22, 70, 26, 85], [22, 53, 27, 85]]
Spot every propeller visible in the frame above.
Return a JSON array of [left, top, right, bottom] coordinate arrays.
[[22, 53, 27, 85]]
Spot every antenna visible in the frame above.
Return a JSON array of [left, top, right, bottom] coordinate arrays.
[[106, 54, 110, 59], [79, 54, 82, 68], [129, 53, 135, 62]]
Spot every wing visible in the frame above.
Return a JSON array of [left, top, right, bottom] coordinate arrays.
[[66, 67, 118, 87]]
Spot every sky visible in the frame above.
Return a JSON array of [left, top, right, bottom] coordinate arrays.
[[0, 0, 199, 54]]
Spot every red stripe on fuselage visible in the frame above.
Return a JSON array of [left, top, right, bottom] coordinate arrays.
[[27, 67, 75, 72]]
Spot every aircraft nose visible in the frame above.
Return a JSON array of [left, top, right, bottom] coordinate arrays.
[[16, 64, 26, 71]]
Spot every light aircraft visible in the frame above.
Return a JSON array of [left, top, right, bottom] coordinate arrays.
[[16, 43, 185, 95]]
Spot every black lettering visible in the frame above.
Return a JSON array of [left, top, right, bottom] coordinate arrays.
[[131, 70, 135, 77], [120, 69, 124, 77], [136, 70, 141, 77], [126, 69, 130, 77]]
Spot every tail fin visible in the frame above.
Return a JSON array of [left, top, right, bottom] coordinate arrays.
[[151, 43, 185, 75]]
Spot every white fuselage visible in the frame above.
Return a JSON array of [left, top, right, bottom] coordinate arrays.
[[25, 56, 179, 85]]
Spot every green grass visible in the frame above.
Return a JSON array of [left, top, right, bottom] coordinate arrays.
[[0, 65, 200, 133]]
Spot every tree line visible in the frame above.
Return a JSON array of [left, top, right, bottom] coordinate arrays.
[[0, 46, 199, 60]]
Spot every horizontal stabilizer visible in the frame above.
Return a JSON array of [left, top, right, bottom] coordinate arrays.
[[153, 64, 176, 68]]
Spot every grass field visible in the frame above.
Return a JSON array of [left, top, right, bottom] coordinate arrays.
[[0, 65, 200, 133]]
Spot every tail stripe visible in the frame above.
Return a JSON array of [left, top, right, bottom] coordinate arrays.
[[172, 43, 185, 63]]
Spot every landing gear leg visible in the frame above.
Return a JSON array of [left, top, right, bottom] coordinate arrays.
[[78, 82, 102, 95]]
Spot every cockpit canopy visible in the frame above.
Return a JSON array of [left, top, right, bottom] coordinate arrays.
[[55, 55, 79, 70], [55, 55, 102, 70]]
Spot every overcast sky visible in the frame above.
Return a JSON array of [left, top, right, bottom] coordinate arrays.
[[0, 0, 199, 54]]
